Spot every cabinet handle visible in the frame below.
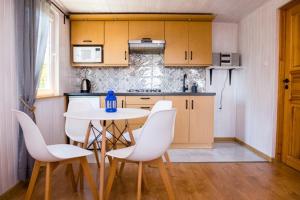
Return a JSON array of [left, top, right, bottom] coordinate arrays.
[[191, 100, 194, 110], [140, 106, 151, 109], [121, 100, 124, 108], [185, 51, 187, 60], [125, 51, 127, 60], [190, 51, 193, 60], [140, 97, 150, 100], [185, 99, 188, 110], [83, 40, 92, 43]]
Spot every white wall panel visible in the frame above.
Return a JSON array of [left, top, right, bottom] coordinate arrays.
[[35, 97, 66, 145], [206, 22, 238, 137], [237, 0, 291, 157], [0, 0, 18, 194]]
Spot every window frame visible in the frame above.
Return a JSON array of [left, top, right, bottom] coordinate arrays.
[[37, 8, 60, 98]]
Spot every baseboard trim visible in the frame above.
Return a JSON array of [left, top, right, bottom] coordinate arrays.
[[214, 137, 236, 142], [0, 181, 26, 199], [234, 138, 273, 162]]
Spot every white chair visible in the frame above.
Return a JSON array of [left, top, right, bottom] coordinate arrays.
[[123, 100, 173, 142], [65, 100, 112, 168], [105, 109, 176, 200], [121, 100, 173, 170], [12, 110, 98, 200]]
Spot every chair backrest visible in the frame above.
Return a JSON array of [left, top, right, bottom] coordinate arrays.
[[12, 110, 58, 162], [150, 100, 172, 116], [127, 109, 176, 161], [65, 100, 98, 139]]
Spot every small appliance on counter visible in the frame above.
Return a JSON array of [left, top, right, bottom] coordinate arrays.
[[105, 90, 117, 112], [80, 78, 91, 93], [191, 83, 198, 93]]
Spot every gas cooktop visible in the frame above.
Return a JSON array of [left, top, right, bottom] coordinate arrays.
[[127, 89, 162, 93]]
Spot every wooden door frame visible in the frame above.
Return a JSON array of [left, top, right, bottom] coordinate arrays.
[[275, 0, 300, 161]]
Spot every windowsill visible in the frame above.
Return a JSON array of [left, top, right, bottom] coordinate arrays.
[[36, 94, 63, 100]]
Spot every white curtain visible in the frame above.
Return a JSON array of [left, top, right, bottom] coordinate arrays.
[[15, 0, 50, 181]]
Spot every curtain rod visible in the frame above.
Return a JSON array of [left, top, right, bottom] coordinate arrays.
[[50, 1, 69, 24]]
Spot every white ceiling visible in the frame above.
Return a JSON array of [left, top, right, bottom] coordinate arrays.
[[55, 0, 269, 22]]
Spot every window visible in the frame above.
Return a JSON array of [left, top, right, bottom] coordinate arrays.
[[37, 8, 59, 97]]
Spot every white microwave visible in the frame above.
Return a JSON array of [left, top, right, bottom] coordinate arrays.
[[73, 46, 103, 63]]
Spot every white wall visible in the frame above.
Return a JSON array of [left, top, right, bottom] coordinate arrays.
[[206, 22, 238, 137], [0, 0, 18, 195], [237, 0, 291, 157]]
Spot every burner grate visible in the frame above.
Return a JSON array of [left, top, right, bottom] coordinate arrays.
[[128, 89, 162, 93]]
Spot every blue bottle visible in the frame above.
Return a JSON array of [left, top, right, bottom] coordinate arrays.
[[105, 90, 117, 112]]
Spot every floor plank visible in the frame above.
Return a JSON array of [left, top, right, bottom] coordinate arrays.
[[6, 162, 300, 200]]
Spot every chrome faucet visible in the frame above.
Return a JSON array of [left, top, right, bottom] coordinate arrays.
[[182, 74, 188, 92]]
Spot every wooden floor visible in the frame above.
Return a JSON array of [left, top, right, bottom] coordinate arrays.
[[4, 162, 300, 200]]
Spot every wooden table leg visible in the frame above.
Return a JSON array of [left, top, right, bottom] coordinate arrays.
[[99, 120, 107, 200], [112, 120, 116, 148]]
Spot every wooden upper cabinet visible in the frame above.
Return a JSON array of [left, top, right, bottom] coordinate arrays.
[[129, 21, 164, 40], [188, 22, 212, 66], [165, 96, 190, 144], [189, 96, 214, 145], [164, 22, 189, 66], [71, 21, 104, 45], [104, 21, 129, 66]]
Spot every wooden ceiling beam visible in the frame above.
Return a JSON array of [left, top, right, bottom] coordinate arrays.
[[69, 13, 215, 21]]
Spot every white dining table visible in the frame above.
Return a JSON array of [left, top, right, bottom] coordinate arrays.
[[64, 108, 150, 200]]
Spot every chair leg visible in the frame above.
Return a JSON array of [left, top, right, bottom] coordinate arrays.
[[45, 163, 53, 200], [164, 151, 173, 169], [25, 160, 41, 200], [67, 163, 77, 192], [137, 161, 143, 200], [105, 158, 118, 200], [79, 143, 84, 190], [119, 161, 125, 177], [157, 158, 175, 200], [92, 141, 100, 168], [80, 157, 98, 200]]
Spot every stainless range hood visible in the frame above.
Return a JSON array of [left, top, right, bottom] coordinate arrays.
[[128, 38, 165, 54]]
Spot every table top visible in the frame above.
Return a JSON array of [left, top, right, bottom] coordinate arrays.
[[64, 108, 150, 120]]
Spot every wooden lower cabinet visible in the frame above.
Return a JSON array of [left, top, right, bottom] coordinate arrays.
[[189, 96, 214, 146], [165, 96, 214, 148], [99, 95, 214, 148], [165, 96, 190, 144]]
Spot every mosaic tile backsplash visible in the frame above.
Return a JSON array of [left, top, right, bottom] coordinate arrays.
[[75, 54, 206, 92]]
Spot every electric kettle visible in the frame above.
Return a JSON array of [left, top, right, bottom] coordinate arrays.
[[81, 78, 91, 93]]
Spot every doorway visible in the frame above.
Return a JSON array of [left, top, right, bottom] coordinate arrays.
[[276, 0, 300, 171]]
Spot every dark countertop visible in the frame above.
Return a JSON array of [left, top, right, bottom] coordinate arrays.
[[64, 92, 216, 96]]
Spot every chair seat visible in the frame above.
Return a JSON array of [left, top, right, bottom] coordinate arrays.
[[47, 144, 93, 160], [106, 146, 136, 159], [122, 128, 142, 142]]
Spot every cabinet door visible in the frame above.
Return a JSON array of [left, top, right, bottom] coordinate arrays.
[[189, 96, 214, 146], [104, 21, 129, 66], [164, 22, 189, 66], [71, 21, 104, 45], [165, 96, 190, 144], [188, 22, 212, 66], [129, 21, 164, 40]]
